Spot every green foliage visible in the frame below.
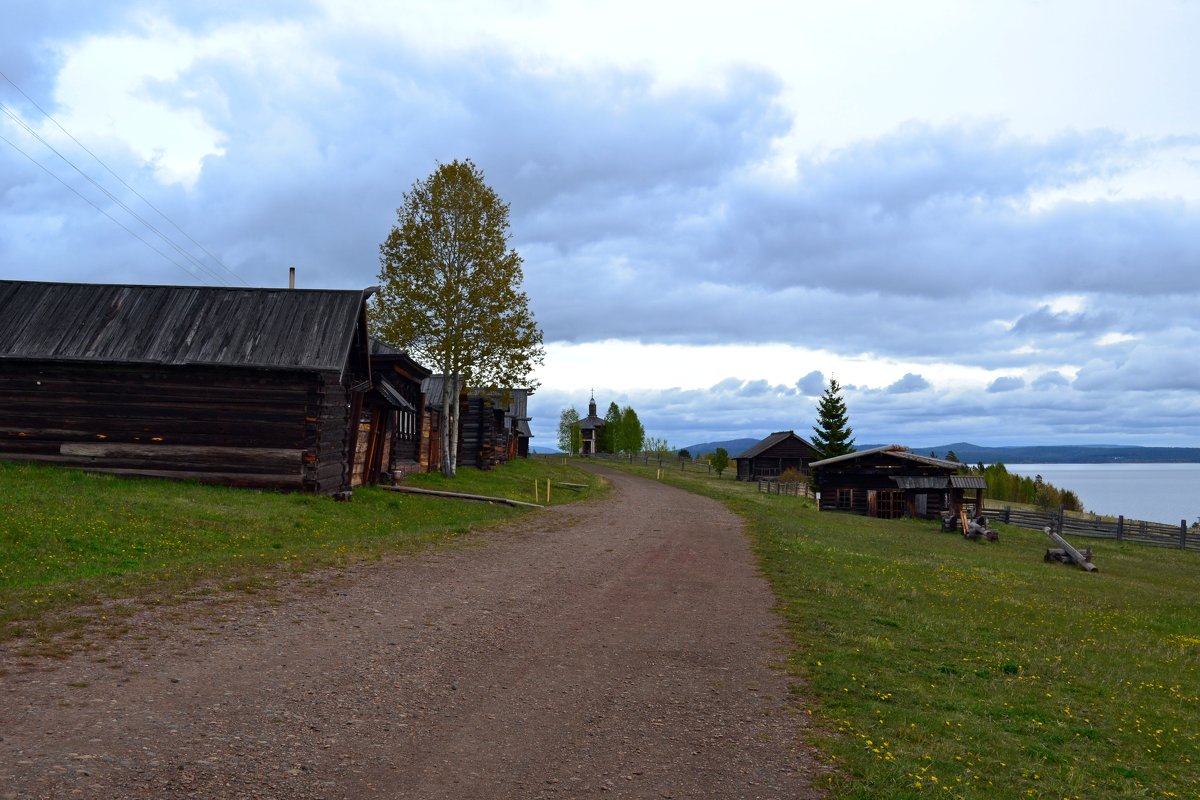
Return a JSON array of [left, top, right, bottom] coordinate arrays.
[[977, 462, 1083, 512], [678, 449, 691, 461], [0, 459, 600, 646], [812, 378, 856, 457], [710, 447, 729, 477], [558, 407, 581, 455], [373, 158, 545, 475], [643, 436, 671, 458], [601, 401, 622, 454], [619, 406, 644, 455]]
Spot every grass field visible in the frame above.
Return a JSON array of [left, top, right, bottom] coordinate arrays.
[[0, 458, 601, 649], [594, 460, 1200, 800]]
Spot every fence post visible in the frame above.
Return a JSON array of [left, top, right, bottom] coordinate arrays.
[[1116, 515, 1123, 541], [1058, 504, 1065, 536], [1180, 520, 1188, 550]]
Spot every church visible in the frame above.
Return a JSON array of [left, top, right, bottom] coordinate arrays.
[[578, 392, 606, 455]]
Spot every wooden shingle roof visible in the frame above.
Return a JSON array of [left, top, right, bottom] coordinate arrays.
[[734, 430, 817, 460], [0, 280, 372, 372]]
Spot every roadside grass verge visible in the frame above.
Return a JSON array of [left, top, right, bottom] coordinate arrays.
[[594, 460, 1200, 800], [0, 458, 601, 649]]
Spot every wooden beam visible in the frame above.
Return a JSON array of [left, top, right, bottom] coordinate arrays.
[[1043, 526, 1098, 572]]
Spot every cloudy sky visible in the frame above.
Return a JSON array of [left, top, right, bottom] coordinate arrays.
[[3, 1, 1199, 449]]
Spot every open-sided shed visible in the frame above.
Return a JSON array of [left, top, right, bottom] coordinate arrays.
[[734, 430, 823, 481], [809, 445, 986, 519], [0, 280, 377, 494]]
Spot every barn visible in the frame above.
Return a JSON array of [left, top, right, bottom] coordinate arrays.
[[734, 430, 823, 481], [0, 280, 379, 494], [809, 445, 986, 519]]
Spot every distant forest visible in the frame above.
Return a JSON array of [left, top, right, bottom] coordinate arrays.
[[914, 442, 1200, 464]]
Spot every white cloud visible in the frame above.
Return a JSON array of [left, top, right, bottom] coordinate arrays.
[[5, 1, 1200, 446]]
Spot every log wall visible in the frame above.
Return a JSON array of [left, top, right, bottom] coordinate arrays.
[[0, 361, 352, 494]]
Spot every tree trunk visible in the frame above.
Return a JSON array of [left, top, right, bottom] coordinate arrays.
[[440, 376, 458, 477]]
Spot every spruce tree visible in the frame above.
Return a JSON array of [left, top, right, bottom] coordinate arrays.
[[811, 378, 856, 458]]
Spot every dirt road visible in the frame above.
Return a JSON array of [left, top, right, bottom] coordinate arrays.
[[1, 465, 821, 799]]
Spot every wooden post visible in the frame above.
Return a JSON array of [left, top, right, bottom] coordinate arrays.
[[1058, 504, 1065, 536], [1180, 520, 1188, 550], [1116, 515, 1124, 541], [534, 480, 539, 503], [1003, 506, 1011, 524]]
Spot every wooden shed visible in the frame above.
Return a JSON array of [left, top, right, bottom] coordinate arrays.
[[734, 430, 823, 481], [364, 340, 431, 484], [503, 388, 533, 460], [809, 446, 986, 519], [0, 280, 377, 494]]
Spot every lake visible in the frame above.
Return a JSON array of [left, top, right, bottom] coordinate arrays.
[[1004, 463, 1200, 526]]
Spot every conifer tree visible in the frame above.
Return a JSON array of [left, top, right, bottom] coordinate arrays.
[[811, 378, 856, 458]]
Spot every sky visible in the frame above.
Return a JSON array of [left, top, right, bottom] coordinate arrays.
[[3, 0, 1200, 450]]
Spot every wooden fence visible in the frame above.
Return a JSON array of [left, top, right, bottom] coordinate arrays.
[[984, 502, 1200, 552], [756, 479, 809, 497], [587, 453, 716, 473]]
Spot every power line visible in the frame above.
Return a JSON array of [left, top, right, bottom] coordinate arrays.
[[0, 130, 210, 281], [0, 69, 251, 287], [0, 102, 232, 286]]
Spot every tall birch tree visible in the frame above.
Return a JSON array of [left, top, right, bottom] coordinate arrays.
[[374, 159, 544, 477]]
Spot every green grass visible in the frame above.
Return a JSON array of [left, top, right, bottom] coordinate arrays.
[[597, 460, 1200, 800], [0, 458, 602, 648]]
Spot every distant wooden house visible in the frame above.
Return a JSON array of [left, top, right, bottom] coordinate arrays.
[[0, 280, 378, 494], [420, 376, 533, 471], [366, 340, 431, 483], [502, 389, 534, 459], [809, 445, 986, 519], [734, 430, 822, 481]]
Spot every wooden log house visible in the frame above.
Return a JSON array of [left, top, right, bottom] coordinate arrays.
[[420, 376, 533, 471], [366, 340, 431, 482], [0, 280, 381, 494], [809, 445, 986, 519], [734, 430, 823, 481]]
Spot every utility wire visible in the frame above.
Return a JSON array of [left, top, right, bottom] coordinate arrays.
[[0, 129, 208, 281], [0, 102, 231, 286], [0, 68, 251, 287]]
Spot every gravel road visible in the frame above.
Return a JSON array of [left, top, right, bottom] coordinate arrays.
[[1, 465, 822, 799]]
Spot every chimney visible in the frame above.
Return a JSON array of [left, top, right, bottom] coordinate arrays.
[[289, 266, 295, 289]]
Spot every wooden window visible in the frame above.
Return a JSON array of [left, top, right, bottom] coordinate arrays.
[[875, 490, 905, 519], [836, 488, 854, 510]]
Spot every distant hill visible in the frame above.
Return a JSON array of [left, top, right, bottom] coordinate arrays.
[[529, 445, 564, 455], [908, 442, 1200, 464], [679, 438, 760, 458]]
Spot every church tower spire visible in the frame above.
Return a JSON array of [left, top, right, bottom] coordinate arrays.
[[588, 389, 597, 418]]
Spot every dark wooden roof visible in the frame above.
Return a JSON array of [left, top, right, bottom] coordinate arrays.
[[734, 430, 820, 460], [809, 445, 962, 470], [0, 280, 372, 372]]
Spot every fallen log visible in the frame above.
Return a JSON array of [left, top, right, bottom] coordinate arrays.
[[1043, 526, 1097, 572], [383, 485, 544, 509]]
